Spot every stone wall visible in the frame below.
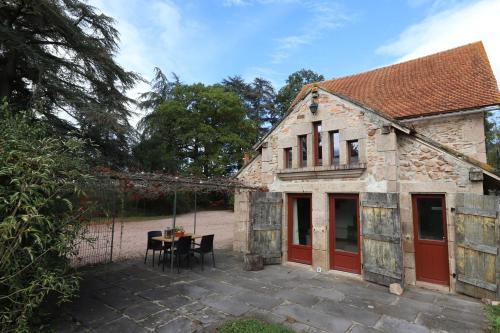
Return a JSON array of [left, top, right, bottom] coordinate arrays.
[[404, 112, 487, 163], [233, 191, 250, 253]]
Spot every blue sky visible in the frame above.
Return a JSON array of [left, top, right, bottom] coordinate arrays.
[[88, 0, 500, 124]]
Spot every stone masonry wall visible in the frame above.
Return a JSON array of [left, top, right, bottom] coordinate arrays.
[[404, 112, 487, 163]]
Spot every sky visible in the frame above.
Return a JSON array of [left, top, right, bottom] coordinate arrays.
[[87, 0, 500, 125]]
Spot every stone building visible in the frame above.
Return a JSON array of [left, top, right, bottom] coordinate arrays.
[[234, 42, 500, 298]]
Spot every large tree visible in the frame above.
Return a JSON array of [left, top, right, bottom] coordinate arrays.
[[222, 76, 276, 141], [275, 69, 324, 118], [138, 67, 180, 112], [135, 83, 256, 176], [0, 0, 139, 166]]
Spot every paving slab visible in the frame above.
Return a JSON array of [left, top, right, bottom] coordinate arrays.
[[415, 312, 485, 333], [199, 294, 254, 316], [274, 303, 353, 332], [373, 315, 430, 333], [312, 299, 381, 326], [93, 316, 148, 333], [122, 301, 165, 320]]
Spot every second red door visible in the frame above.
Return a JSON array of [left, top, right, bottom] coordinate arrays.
[[329, 194, 361, 274]]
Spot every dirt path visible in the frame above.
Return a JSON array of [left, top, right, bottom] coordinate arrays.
[[112, 210, 234, 260]]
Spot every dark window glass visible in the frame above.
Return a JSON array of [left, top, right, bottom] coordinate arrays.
[[334, 198, 358, 253], [314, 122, 322, 166], [284, 148, 292, 168], [348, 140, 359, 165], [331, 131, 339, 165], [417, 197, 444, 241], [299, 135, 307, 167], [292, 197, 311, 246]]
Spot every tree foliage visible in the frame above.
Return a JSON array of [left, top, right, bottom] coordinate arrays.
[[275, 69, 325, 117], [138, 67, 180, 112], [222, 76, 277, 141], [135, 83, 256, 176], [0, 103, 91, 331], [0, 0, 140, 166]]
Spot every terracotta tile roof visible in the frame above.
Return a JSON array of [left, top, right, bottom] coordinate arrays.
[[292, 42, 500, 119]]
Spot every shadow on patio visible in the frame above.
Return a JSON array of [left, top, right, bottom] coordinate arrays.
[[52, 250, 487, 333]]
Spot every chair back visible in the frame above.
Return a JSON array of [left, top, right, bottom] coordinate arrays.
[[147, 230, 163, 250], [199, 234, 214, 253], [176, 236, 192, 255]]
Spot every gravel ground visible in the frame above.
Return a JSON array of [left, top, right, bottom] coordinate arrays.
[[111, 210, 235, 261]]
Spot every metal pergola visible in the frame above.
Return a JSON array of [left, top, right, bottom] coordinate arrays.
[[99, 171, 257, 271]]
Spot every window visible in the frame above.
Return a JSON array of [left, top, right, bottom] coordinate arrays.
[[313, 122, 322, 166], [299, 135, 307, 167], [330, 131, 340, 165], [284, 148, 292, 168], [416, 197, 444, 241], [348, 140, 359, 165]]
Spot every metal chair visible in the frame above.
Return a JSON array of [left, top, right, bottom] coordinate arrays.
[[163, 235, 192, 273], [144, 231, 163, 266], [193, 234, 215, 270]]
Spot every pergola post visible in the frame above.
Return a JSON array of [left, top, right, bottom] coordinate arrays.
[[193, 191, 197, 235], [170, 188, 177, 272]]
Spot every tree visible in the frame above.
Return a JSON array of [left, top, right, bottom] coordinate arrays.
[[138, 67, 180, 112], [222, 76, 276, 141], [0, 103, 91, 331], [0, 0, 139, 166], [275, 69, 325, 118], [135, 83, 256, 176]]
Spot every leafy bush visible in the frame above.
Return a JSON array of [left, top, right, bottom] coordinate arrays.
[[217, 319, 296, 333], [0, 105, 91, 331]]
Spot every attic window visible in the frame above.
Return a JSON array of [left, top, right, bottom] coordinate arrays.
[[299, 135, 307, 167], [284, 148, 292, 169], [313, 122, 322, 166], [348, 140, 359, 165]]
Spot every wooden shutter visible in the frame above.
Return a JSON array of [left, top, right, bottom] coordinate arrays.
[[361, 192, 403, 286], [249, 192, 283, 264], [455, 193, 499, 299]]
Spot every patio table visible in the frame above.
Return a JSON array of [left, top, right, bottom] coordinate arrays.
[[151, 233, 202, 243]]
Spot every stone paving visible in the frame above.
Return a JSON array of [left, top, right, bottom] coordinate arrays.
[[52, 250, 488, 332]]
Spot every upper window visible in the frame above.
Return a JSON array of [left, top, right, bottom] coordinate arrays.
[[313, 122, 322, 166], [330, 131, 340, 165], [284, 148, 292, 169], [299, 135, 307, 167], [348, 140, 359, 165]]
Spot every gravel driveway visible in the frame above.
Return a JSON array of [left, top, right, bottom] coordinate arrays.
[[111, 210, 234, 261]]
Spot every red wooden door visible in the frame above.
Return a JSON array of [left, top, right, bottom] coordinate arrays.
[[412, 194, 449, 285], [288, 194, 312, 265], [329, 194, 361, 274]]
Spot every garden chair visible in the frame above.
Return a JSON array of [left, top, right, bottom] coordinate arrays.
[[163, 235, 192, 273], [144, 231, 163, 266], [193, 234, 215, 270]]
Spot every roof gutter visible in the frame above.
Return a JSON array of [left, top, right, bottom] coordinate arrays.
[[399, 105, 500, 123]]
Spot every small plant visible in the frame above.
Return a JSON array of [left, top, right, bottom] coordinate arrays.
[[485, 304, 500, 332]]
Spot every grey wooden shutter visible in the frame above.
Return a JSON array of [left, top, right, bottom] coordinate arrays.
[[455, 193, 499, 299], [361, 192, 403, 286], [249, 192, 283, 264]]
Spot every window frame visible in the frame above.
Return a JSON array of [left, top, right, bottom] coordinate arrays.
[[347, 139, 359, 165], [330, 130, 340, 166], [298, 135, 308, 167], [313, 122, 322, 166], [284, 147, 293, 169]]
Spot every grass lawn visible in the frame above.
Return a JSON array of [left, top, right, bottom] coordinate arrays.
[[486, 305, 500, 332], [217, 319, 295, 333]]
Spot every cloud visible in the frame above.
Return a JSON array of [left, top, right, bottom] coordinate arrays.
[[378, 0, 500, 82], [271, 1, 352, 64]]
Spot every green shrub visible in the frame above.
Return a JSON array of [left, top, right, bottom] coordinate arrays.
[[217, 319, 296, 333], [0, 105, 91, 331], [486, 305, 500, 333]]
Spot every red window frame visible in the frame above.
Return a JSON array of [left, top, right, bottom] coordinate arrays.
[[330, 131, 339, 165], [313, 122, 322, 166], [347, 140, 359, 165], [298, 135, 307, 167], [284, 148, 292, 168]]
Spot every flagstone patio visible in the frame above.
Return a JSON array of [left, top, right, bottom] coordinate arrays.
[[52, 250, 487, 332]]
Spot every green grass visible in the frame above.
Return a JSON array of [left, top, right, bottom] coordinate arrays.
[[217, 319, 295, 333], [486, 305, 500, 332]]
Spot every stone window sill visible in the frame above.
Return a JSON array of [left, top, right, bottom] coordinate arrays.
[[277, 163, 366, 180]]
